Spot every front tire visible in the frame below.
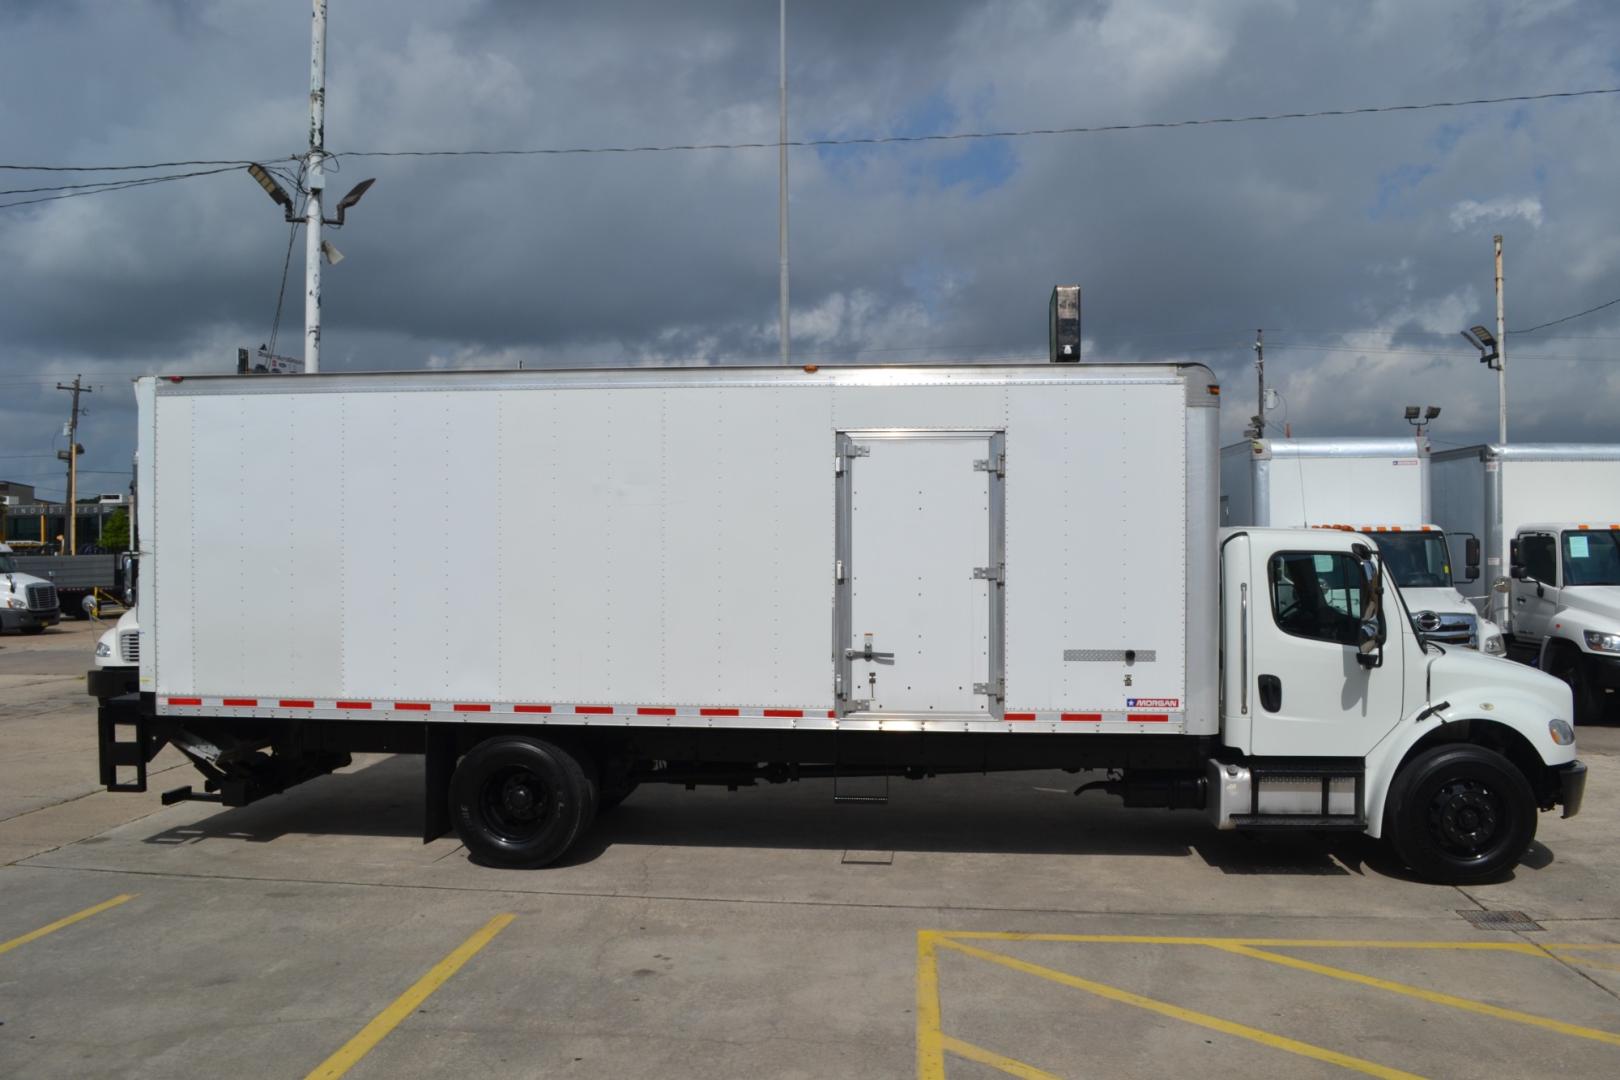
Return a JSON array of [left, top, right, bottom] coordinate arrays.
[[1385, 744, 1536, 885], [1547, 650, 1601, 725], [450, 736, 596, 868]]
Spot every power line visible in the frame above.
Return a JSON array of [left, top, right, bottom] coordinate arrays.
[[1514, 295, 1620, 334], [334, 86, 1620, 161], [0, 157, 278, 173], [0, 165, 245, 210]]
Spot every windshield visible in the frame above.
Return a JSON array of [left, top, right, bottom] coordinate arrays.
[[0, 555, 16, 574], [1562, 530, 1620, 587], [1370, 532, 1452, 589]]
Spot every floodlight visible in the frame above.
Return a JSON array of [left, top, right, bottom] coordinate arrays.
[[1461, 325, 1500, 368], [324, 178, 376, 226], [1469, 325, 1497, 349], [246, 163, 297, 220], [1404, 405, 1421, 421], [1424, 405, 1441, 421]]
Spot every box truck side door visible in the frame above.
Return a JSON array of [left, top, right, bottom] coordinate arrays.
[[835, 431, 1000, 716], [1511, 531, 1559, 645], [1247, 542, 1406, 757]]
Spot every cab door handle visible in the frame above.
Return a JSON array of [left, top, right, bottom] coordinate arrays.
[[1258, 674, 1282, 712]]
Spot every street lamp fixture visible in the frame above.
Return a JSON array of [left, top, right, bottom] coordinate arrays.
[[1461, 325, 1500, 370], [246, 163, 298, 221], [325, 178, 375, 227], [1405, 404, 1441, 435]]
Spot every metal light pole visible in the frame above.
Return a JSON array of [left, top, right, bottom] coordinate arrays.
[[1494, 234, 1506, 444], [778, 0, 790, 365], [305, 0, 327, 374]]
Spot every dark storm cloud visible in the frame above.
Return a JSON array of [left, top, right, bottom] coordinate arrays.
[[3, 0, 1619, 498]]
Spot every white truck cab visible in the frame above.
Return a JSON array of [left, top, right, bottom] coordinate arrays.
[[1318, 524, 1505, 655], [1509, 523, 1620, 722], [0, 542, 62, 634], [90, 607, 140, 697]]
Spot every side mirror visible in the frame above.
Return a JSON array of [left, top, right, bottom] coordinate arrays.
[[1509, 538, 1524, 579], [1464, 536, 1480, 583], [1357, 620, 1383, 668]]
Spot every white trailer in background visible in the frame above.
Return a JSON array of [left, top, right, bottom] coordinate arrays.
[[1221, 438, 1501, 654], [1431, 443, 1620, 720], [90, 363, 1584, 882]]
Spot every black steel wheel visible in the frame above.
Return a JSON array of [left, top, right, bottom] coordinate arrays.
[[450, 736, 595, 868], [1385, 744, 1536, 885]]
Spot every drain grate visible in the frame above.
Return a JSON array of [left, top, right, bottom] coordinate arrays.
[[1458, 909, 1544, 932]]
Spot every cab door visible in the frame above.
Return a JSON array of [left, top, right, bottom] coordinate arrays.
[[1245, 542, 1406, 758], [1511, 531, 1559, 645]]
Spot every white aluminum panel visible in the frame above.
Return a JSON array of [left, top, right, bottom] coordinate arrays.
[[659, 385, 831, 706], [848, 435, 990, 713], [1262, 455, 1425, 527], [831, 384, 1006, 432], [1503, 460, 1620, 536], [135, 378, 157, 691], [1430, 452, 1487, 600], [1004, 382, 1187, 713], [151, 395, 196, 693], [1219, 442, 1256, 527]]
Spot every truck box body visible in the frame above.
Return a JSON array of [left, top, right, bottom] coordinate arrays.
[[1219, 438, 1428, 528], [1431, 444, 1620, 621], [135, 364, 1219, 736]]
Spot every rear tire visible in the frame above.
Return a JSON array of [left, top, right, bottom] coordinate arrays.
[[19, 625, 47, 635], [1385, 744, 1536, 885], [450, 736, 596, 868]]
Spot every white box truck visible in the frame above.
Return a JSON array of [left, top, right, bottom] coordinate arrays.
[[91, 363, 1584, 882], [1221, 438, 1503, 654]]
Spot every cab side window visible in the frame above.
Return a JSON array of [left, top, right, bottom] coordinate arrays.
[[1268, 551, 1366, 646], [1521, 534, 1556, 583]]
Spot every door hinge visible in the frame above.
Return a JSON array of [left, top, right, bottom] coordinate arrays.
[[973, 453, 1005, 478], [844, 699, 869, 712], [836, 444, 870, 474], [972, 565, 1003, 583], [835, 559, 845, 582], [972, 679, 1005, 700]]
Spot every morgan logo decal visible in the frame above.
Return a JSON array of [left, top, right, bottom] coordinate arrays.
[[1126, 697, 1180, 708]]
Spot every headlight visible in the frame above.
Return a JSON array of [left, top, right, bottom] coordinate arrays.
[[94, 641, 112, 657], [1481, 633, 1506, 656], [1549, 718, 1576, 746], [4, 596, 25, 609], [1584, 631, 1620, 654]]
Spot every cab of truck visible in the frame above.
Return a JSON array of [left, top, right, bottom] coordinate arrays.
[[1509, 523, 1620, 722], [1315, 525, 1504, 655], [0, 542, 62, 635]]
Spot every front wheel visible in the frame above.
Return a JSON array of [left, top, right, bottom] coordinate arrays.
[[449, 736, 596, 868], [1547, 650, 1601, 725], [1385, 744, 1536, 885]]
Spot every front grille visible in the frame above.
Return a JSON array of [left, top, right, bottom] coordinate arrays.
[[1426, 613, 1477, 648], [25, 584, 58, 612], [118, 630, 140, 664]]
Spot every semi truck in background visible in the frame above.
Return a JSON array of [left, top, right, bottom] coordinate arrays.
[[1220, 438, 1503, 654], [1, 542, 63, 634], [89, 361, 1584, 882], [1432, 444, 1620, 722]]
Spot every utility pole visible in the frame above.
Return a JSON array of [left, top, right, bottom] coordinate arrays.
[[1494, 234, 1506, 444], [778, 0, 790, 365], [1254, 328, 1266, 438], [305, 0, 327, 374], [54, 375, 91, 557]]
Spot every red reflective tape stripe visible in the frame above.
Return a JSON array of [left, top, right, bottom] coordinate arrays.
[[637, 707, 676, 716], [336, 700, 372, 710], [1061, 712, 1103, 722], [1005, 712, 1037, 721], [1130, 713, 1170, 723], [454, 703, 491, 713], [395, 702, 431, 711], [764, 709, 804, 718], [827, 710, 837, 718], [221, 697, 257, 707], [279, 699, 315, 708], [701, 707, 740, 716], [167, 697, 202, 706], [514, 704, 551, 714], [575, 705, 613, 714]]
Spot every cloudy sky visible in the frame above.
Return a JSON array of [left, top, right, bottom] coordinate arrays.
[[2, 0, 1618, 501]]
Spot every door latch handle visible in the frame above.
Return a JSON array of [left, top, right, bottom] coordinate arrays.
[[846, 646, 895, 662], [1257, 674, 1282, 713]]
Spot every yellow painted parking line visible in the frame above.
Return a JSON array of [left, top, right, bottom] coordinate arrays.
[[937, 932, 1549, 952], [0, 894, 135, 958], [305, 913, 515, 1080], [1549, 949, 1620, 975], [938, 1034, 1062, 1079], [935, 937, 1422, 1080], [1213, 942, 1620, 1047]]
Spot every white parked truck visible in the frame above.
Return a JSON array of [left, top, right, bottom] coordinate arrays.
[[90, 363, 1585, 882], [1, 542, 62, 634], [1221, 438, 1503, 654], [1432, 443, 1620, 718], [1505, 525, 1620, 723]]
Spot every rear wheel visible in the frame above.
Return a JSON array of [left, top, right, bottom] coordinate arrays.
[[19, 625, 47, 635], [1385, 744, 1536, 885], [449, 736, 595, 868]]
